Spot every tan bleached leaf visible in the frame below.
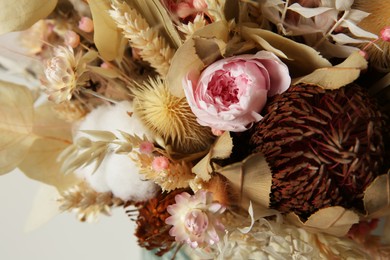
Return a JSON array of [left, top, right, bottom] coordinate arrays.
[[0, 0, 57, 35], [193, 37, 224, 66], [293, 51, 368, 89], [363, 172, 390, 218], [219, 153, 272, 208], [287, 206, 359, 236], [129, 0, 182, 48], [240, 26, 331, 77], [18, 104, 78, 191], [24, 184, 61, 232], [0, 81, 37, 175], [89, 0, 124, 61], [192, 131, 233, 181], [167, 21, 230, 97]]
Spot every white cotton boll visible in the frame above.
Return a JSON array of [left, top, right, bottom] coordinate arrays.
[[74, 101, 158, 201], [104, 154, 158, 201]]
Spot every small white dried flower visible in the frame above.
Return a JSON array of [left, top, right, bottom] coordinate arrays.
[[165, 190, 226, 248], [42, 46, 97, 103]]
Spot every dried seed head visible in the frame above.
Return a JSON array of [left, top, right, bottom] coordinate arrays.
[[250, 84, 388, 219]]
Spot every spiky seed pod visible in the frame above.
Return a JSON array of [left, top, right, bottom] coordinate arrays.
[[249, 84, 388, 219], [354, 0, 390, 71], [133, 77, 214, 154], [131, 189, 191, 256]]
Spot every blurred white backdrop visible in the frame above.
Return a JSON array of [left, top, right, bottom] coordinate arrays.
[[0, 32, 143, 260], [0, 170, 142, 260]]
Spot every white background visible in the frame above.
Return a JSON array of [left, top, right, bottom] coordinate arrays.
[[0, 171, 142, 260], [0, 32, 143, 260]]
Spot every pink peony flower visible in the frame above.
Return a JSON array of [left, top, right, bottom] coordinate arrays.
[[165, 190, 225, 248], [183, 51, 291, 132]]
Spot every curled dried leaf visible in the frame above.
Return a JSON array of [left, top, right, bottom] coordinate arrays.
[[287, 206, 359, 237], [89, 0, 124, 61], [240, 26, 331, 76], [363, 172, 390, 218], [0, 81, 36, 174], [218, 153, 272, 209], [292, 51, 368, 89], [0, 0, 57, 34], [192, 131, 233, 181]]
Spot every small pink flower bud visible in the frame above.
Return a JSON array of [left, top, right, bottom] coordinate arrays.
[[139, 141, 154, 154], [358, 50, 368, 60], [78, 17, 94, 33], [211, 128, 225, 136], [152, 156, 170, 172], [64, 30, 80, 48], [380, 26, 390, 42], [100, 62, 113, 69]]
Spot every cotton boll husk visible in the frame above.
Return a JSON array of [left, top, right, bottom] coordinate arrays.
[[104, 154, 158, 201], [75, 101, 158, 202]]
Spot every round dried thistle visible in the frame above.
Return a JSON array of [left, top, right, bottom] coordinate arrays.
[[133, 77, 214, 154], [249, 84, 388, 219], [131, 188, 191, 256]]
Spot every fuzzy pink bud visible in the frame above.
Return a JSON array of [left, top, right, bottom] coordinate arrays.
[[380, 26, 390, 42], [64, 30, 80, 48], [211, 128, 225, 136], [78, 17, 94, 33], [139, 141, 154, 154], [152, 156, 170, 172]]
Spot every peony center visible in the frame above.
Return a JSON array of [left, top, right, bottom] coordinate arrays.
[[207, 70, 249, 107]]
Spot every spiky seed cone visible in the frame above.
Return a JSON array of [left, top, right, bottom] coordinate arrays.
[[133, 77, 214, 154], [249, 84, 388, 219], [354, 0, 390, 71], [131, 189, 191, 256]]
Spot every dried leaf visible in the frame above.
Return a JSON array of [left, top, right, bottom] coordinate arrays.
[[24, 184, 61, 232], [89, 0, 124, 61], [167, 21, 230, 97], [88, 66, 120, 78], [192, 131, 233, 181], [218, 153, 272, 208], [287, 206, 359, 236], [292, 51, 368, 89], [18, 104, 78, 191], [128, 0, 182, 48], [193, 37, 224, 66], [363, 172, 390, 218], [0, 0, 57, 34], [0, 81, 37, 174], [240, 26, 331, 77]]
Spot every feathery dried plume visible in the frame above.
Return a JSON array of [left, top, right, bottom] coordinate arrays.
[[109, 1, 174, 77], [177, 14, 207, 39], [133, 77, 214, 154], [59, 182, 124, 222], [135, 152, 194, 192], [355, 0, 390, 71]]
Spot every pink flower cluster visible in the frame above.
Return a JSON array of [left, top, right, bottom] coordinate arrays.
[[165, 190, 225, 248]]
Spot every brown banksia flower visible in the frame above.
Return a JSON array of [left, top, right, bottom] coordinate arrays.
[[249, 84, 388, 219], [130, 189, 191, 256]]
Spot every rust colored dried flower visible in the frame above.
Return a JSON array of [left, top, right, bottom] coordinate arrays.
[[131, 189, 191, 256], [250, 84, 388, 219]]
